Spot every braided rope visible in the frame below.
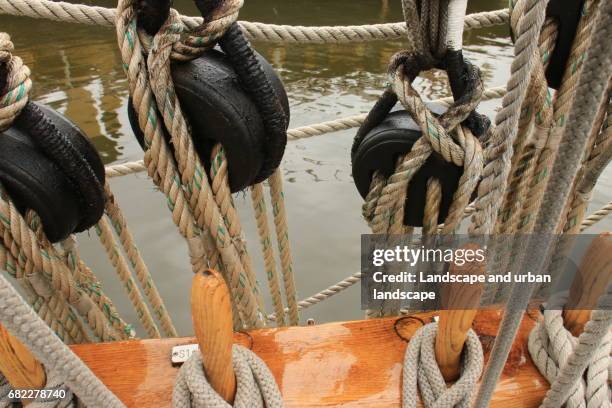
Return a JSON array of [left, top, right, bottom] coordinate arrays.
[[173, 345, 282, 408], [403, 323, 483, 408], [529, 295, 611, 408], [0, 0, 508, 44], [0, 272, 125, 407]]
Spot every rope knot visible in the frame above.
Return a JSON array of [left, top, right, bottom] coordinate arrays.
[[173, 345, 283, 407], [0, 33, 31, 131], [403, 322, 484, 408]]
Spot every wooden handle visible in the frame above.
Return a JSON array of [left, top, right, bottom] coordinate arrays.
[[191, 269, 236, 403], [564, 232, 612, 337], [0, 323, 46, 405], [435, 243, 486, 382]]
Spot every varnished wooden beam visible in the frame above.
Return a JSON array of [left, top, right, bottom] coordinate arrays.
[[435, 243, 486, 381], [70, 309, 546, 407], [0, 323, 46, 405], [191, 269, 236, 403]]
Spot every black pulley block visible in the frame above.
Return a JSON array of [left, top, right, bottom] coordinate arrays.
[[127, 48, 290, 193], [0, 102, 105, 242], [351, 104, 463, 227]]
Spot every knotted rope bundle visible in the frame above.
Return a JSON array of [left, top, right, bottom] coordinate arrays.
[[173, 345, 283, 408], [116, 0, 266, 328], [402, 323, 483, 408], [528, 294, 611, 408]]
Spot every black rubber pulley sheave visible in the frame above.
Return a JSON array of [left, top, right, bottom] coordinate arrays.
[[127, 48, 290, 193], [0, 102, 105, 242], [351, 104, 463, 227]]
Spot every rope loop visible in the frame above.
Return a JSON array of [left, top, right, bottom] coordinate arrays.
[[528, 294, 611, 408], [173, 345, 283, 408], [403, 322, 484, 408], [0, 33, 31, 132]]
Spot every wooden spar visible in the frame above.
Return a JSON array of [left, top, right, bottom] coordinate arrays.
[[191, 269, 236, 403], [70, 309, 547, 407], [0, 323, 46, 405], [434, 243, 486, 381], [563, 232, 612, 336]]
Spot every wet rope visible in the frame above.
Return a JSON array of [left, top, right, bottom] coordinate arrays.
[[173, 345, 282, 408]]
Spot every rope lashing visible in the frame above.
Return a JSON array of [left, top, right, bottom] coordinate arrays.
[[0, 272, 125, 407], [0, 33, 30, 131], [475, 0, 612, 405], [402, 323, 484, 408], [529, 294, 611, 408], [173, 345, 283, 408]]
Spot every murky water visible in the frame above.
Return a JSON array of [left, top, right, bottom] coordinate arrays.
[[1, 0, 610, 335]]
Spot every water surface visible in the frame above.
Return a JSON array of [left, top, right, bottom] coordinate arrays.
[[1, 0, 609, 335]]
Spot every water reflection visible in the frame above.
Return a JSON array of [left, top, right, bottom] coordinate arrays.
[[1, 0, 609, 334]]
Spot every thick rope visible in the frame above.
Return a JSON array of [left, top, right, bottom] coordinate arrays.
[[539, 287, 612, 408], [173, 345, 282, 408], [529, 295, 611, 408], [475, 1, 612, 406], [0, 0, 508, 44], [0, 272, 125, 407], [403, 323, 483, 408]]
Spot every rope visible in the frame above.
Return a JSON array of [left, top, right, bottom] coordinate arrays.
[[0, 272, 125, 407], [475, 1, 612, 406], [116, 0, 265, 328], [528, 294, 611, 408], [581, 201, 612, 231], [402, 323, 483, 408], [539, 287, 612, 408], [173, 345, 282, 408], [0, 0, 508, 44], [0, 33, 31, 130]]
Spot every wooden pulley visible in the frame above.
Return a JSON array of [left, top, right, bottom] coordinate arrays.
[[351, 103, 463, 227], [0, 102, 105, 242], [127, 47, 290, 193]]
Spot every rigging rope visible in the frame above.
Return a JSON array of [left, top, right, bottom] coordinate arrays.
[[0, 0, 508, 44]]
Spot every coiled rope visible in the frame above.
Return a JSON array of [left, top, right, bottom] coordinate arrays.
[[403, 323, 483, 408], [173, 345, 282, 408], [528, 293, 611, 408]]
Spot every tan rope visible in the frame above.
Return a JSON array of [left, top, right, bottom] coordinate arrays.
[[268, 169, 299, 325], [251, 183, 286, 326], [104, 184, 178, 337], [0, 0, 508, 44]]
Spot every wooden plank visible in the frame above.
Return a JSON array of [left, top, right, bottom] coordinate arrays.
[[70, 309, 547, 407]]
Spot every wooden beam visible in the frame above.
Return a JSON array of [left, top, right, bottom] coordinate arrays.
[[0, 323, 46, 405], [70, 309, 546, 407], [435, 243, 486, 381], [191, 269, 236, 403], [564, 232, 612, 336]]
